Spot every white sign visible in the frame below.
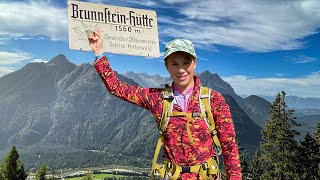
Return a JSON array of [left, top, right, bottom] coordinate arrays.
[[67, 0, 160, 57]]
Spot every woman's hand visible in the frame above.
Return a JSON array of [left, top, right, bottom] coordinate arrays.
[[88, 26, 104, 55]]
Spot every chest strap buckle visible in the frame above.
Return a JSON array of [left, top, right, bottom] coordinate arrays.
[[192, 112, 201, 118], [181, 166, 191, 173]]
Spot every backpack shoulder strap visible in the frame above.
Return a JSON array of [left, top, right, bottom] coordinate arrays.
[[160, 84, 174, 133], [200, 86, 222, 155], [151, 84, 174, 179]]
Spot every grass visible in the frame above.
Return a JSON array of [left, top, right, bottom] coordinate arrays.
[[65, 173, 127, 180]]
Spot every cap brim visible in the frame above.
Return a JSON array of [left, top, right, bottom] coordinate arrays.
[[164, 50, 196, 60]]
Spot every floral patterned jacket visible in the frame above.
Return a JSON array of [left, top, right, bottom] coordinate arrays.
[[94, 56, 241, 180]]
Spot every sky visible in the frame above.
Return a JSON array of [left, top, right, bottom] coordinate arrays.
[[0, 0, 319, 98]]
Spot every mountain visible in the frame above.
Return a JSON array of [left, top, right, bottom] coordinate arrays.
[[197, 71, 269, 127], [198, 70, 237, 96], [123, 71, 170, 87], [243, 96, 319, 134], [257, 95, 320, 132], [294, 114, 320, 141], [243, 95, 272, 127], [223, 94, 262, 146], [194, 71, 262, 145], [260, 95, 320, 109], [0, 54, 77, 148], [293, 108, 320, 116]]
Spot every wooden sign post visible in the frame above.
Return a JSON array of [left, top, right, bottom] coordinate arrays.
[[68, 0, 160, 57]]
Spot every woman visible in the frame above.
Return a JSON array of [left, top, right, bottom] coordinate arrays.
[[88, 27, 241, 180]]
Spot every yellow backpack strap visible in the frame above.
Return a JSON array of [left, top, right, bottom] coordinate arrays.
[[151, 85, 174, 180], [150, 135, 165, 180], [200, 86, 222, 156], [160, 84, 174, 133]]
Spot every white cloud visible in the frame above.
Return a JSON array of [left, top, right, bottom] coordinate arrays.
[[0, 52, 31, 65], [0, 1, 67, 41], [163, 0, 192, 3], [124, 0, 158, 7], [87, 0, 158, 7], [276, 73, 285, 77], [0, 51, 49, 77], [1, 0, 319, 53], [137, 1, 157, 7], [197, 56, 208, 61], [30, 59, 49, 63], [13, 37, 45, 41], [0, 66, 15, 77], [159, 0, 320, 52], [291, 55, 318, 64], [223, 72, 320, 98], [86, 0, 106, 4]]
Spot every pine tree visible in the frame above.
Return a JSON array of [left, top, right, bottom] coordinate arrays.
[[237, 141, 251, 179], [35, 163, 48, 180], [314, 123, 320, 145], [250, 147, 264, 179], [16, 161, 28, 180], [313, 123, 320, 177], [256, 91, 301, 179], [299, 133, 320, 179], [0, 146, 28, 180]]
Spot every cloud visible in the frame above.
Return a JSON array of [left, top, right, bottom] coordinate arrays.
[[276, 73, 285, 77], [0, 51, 49, 77], [163, 0, 192, 3], [123, 0, 158, 7], [0, 38, 9, 44], [197, 56, 208, 61], [13, 37, 45, 41], [0, 0, 159, 44], [0, 52, 31, 65], [0, 1, 67, 41], [223, 72, 320, 98], [86, 0, 158, 7], [30, 59, 49, 63], [159, 0, 320, 52], [0, 66, 15, 77], [2, 0, 319, 53], [291, 55, 318, 64]]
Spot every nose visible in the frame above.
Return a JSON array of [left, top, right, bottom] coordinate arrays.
[[178, 67, 185, 73]]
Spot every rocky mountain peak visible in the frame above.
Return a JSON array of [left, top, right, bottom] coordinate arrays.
[[201, 70, 213, 76], [47, 54, 77, 69], [123, 71, 170, 87], [198, 70, 236, 95], [48, 54, 68, 63]]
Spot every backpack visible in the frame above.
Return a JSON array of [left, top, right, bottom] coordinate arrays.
[[150, 85, 222, 180]]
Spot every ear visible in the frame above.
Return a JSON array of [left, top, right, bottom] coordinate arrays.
[[193, 58, 197, 69]]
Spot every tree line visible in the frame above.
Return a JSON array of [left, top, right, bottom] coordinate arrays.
[[0, 146, 54, 180]]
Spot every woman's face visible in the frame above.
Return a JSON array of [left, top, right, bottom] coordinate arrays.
[[165, 51, 196, 91]]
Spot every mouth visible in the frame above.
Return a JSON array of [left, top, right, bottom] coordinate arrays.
[[177, 75, 187, 81]]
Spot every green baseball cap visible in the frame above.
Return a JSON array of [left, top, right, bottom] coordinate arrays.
[[163, 39, 197, 59]]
